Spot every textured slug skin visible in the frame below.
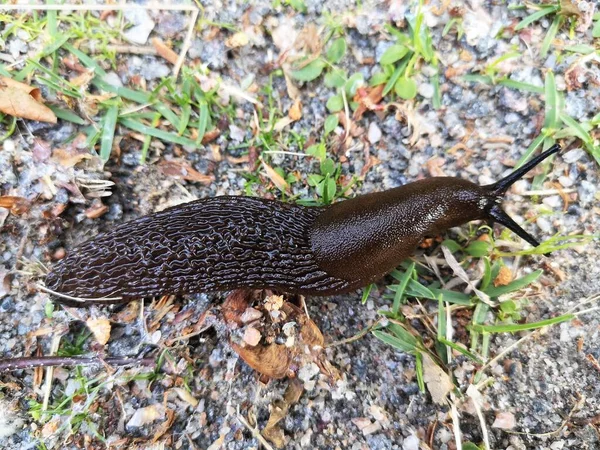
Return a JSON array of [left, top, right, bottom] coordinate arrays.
[[46, 179, 493, 303], [45, 196, 353, 302], [309, 178, 492, 285]]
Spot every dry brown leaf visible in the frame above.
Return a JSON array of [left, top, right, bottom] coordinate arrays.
[[288, 99, 302, 121], [262, 161, 288, 191], [262, 379, 304, 448], [151, 37, 179, 65], [69, 70, 95, 88], [225, 32, 249, 48], [353, 84, 385, 120], [52, 147, 92, 168], [0, 196, 30, 216], [86, 318, 111, 346], [158, 160, 214, 185], [494, 266, 513, 287], [231, 341, 291, 379], [222, 290, 253, 326], [152, 408, 176, 443], [273, 116, 294, 132], [422, 353, 453, 405], [0, 77, 57, 123]]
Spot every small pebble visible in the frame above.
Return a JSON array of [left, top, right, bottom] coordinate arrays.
[[536, 217, 552, 233], [368, 122, 382, 144], [562, 148, 585, 163]]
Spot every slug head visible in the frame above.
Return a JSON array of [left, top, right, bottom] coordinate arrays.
[[482, 144, 561, 247]]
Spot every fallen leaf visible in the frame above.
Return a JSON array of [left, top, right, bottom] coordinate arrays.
[[262, 379, 304, 448], [494, 266, 513, 287], [422, 352, 453, 405], [86, 318, 111, 346], [353, 84, 385, 120], [158, 160, 214, 185], [273, 116, 294, 132], [151, 37, 179, 65], [0, 77, 57, 123], [152, 408, 176, 443], [262, 161, 288, 191], [0, 196, 30, 216], [288, 98, 302, 121], [222, 290, 253, 326], [52, 147, 92, 168], [231, 342, 291, 379]]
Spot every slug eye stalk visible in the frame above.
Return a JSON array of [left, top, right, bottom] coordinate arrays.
[[484, 144, 562, 247]]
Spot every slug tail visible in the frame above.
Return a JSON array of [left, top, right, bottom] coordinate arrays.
[[487, 144, 561, 196], [488, 205, 540, 247]]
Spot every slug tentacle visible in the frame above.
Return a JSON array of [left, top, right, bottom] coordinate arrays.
[[483, 144, 562, 247]]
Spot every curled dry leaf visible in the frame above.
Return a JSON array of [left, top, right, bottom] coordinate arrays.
[[231, 341, 292, 379], [222, 290, 253, 326], [86, 318, 111, 346], [0, 196, 31, 216], [0, 77, 57, 123], [158, 160, 215, 185], [127, 404, 165, 428], [262, 379, 304, 448], [52, 147, 92, 168], [353, 84, 385, 120], [151, 37, 179, 65]]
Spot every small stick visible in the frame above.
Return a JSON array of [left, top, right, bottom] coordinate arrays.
[[0, 356, 156, 372]]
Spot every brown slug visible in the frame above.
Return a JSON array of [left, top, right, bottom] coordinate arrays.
[[45, 144, 561, 305]]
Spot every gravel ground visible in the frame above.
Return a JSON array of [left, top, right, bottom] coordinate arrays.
[[1, 1, 599, 449]]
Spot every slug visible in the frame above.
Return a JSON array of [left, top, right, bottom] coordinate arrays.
[[45, 144, 560, 305]]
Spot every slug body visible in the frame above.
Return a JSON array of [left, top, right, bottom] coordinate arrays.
[[45, 145, 560, 304]]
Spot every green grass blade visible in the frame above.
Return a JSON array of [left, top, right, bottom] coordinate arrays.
[[119, 118, 201, 148], [437, 337, 483, 364], [543, 70, 559, 129], [498, 78, 544, 94], [391, 262, 415, 315], [470, 313, 574, 333], [100, 105, 119, 162], [514, 5, 559, 31], [372, 330, 417, 354], [559, 112, 593, 143], [383, 56, 410, 96], [197, 102, 209, 144], [541, 15, 562, 58], [361, 284, 374, 305], [484, 270, 542, 298], [48, 106, 86, 125], [515, 132, 547, 168]]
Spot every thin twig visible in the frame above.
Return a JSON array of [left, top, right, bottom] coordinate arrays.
[[0, 356, 156, 372], [174, 8, 199, 78], [327, 319, 382, 348], [236, 406, 275, 450]]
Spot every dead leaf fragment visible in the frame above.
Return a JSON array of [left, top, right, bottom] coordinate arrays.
[[262, 379, 304, 448], [158, 160, 215, 185], [0, 77, 57, 123], [231, 342, 291, 379], [0, 196, 30, 216], [86, 318, 111, 346], [151, 37, 179, 65], [288, 99, 302, 121], [262, 161, 288, 191], [422, 353, 453, 405], [494, 266, 513, 287]]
